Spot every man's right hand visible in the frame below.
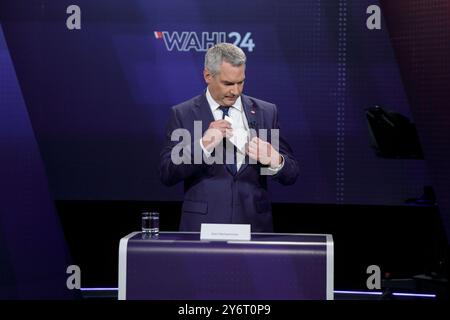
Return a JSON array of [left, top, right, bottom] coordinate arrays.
[[201, 120, 232, 152]]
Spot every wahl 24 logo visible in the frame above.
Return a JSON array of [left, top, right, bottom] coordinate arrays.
[[154, 31, 255, 52]]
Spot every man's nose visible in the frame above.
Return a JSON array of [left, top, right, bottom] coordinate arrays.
[[230, 84, 239, 95]]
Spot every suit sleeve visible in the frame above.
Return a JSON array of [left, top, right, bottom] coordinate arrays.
[[159, 107, 206, 186], [270, 105, 299, 185]]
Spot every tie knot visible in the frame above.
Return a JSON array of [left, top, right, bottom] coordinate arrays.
[[218, 106, 230, 118]]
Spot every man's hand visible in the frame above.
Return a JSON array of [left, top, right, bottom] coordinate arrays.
[[202, 120, 232, 152], [246, 137, 282, 168]]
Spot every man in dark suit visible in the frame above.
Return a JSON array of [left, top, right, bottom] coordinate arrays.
[[160, 43, 299, 232]]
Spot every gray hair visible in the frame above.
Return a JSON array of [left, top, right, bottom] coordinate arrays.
[[204, 43, 246, 76]]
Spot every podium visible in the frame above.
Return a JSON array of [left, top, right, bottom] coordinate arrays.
[[118, 232, 333, 300]]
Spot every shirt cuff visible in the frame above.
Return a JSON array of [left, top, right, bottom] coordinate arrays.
[[267, 155, 285, 173], [199, 138, 212, 158]]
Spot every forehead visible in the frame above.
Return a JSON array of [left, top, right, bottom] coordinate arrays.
[[217, 61, 245, 80]]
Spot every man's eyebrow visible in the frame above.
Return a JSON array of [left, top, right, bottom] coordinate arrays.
[[222, 79, 245, 85]]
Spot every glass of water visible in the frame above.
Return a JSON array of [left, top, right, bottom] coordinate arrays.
[[141, 212, 159, 238]]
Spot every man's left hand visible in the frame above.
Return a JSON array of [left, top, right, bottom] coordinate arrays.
[[246, 137, 282, 168]]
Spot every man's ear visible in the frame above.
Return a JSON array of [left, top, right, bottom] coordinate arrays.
[[203, 68, 212, 84]]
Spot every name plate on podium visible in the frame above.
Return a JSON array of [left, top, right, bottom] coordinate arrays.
[[200, 223, 251, 241]]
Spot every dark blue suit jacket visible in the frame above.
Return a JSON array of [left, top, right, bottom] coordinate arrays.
[[160, 93, 299, 232]]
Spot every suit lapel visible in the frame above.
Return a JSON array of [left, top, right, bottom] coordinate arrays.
[[193, 93, 215, 132], [242, 94, 259, 131], [236, 95, 260, 176]]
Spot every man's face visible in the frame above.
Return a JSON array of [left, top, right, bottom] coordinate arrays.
[[204, 61, 245, 106]]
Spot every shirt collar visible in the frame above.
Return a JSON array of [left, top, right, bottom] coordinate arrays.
[[205, 87, 243, 112]]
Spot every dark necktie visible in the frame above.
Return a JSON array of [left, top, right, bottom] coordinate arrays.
[[218, 106, 237, 175]]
